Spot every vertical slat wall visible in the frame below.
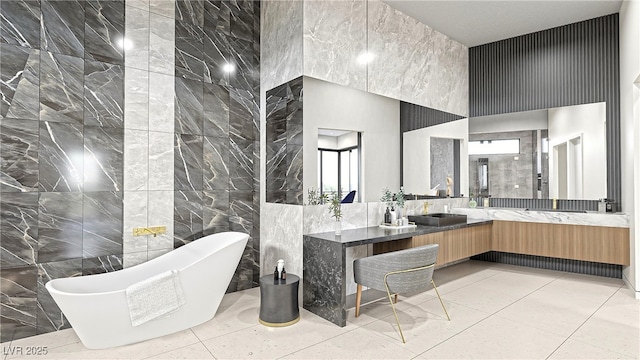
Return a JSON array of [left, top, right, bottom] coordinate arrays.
[[469, 14, 621, 205]]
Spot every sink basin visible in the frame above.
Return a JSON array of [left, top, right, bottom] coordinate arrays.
[[408, 213, 468, 227]]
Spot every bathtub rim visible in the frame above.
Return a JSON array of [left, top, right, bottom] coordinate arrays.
[[45, 231, 249, 297]]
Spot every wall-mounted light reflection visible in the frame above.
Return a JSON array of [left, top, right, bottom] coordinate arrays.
[[222, 63, 235, 73], [116, 37, 133, 51], [357, 51, 375, 65]]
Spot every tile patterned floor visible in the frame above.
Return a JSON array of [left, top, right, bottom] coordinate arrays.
[[1, 261, 638, 359]]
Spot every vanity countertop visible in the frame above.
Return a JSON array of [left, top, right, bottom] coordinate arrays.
[[303, 219, 493, 247], [452, 207, 629, 228]]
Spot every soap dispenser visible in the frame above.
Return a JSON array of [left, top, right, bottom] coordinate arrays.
[[384, 207, 391, 224]]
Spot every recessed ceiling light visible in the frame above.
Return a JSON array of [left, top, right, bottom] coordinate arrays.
[[357, 51, 375, 64], [223, 63, 235, 73]]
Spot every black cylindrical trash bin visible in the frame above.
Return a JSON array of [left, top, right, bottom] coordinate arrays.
[[259, 274, 300, 327]]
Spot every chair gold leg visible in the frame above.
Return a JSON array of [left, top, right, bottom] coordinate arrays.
[[355, 284, 362, 318], [394, 293, 398, 304], [431, 279, 450, 321], [386, 288, 406, 343]]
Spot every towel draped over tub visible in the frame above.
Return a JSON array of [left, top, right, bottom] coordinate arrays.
[[125, 269, 185, 326]]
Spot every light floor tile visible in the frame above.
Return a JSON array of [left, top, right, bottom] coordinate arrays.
[[418, 315, 567, 359], [280, 327, 419, 359], [548, 339, 634, 359], [191, 297, 261, 342], [144, 343, 214, 360]]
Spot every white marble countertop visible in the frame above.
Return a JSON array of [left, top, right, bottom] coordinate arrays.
[[451, 207, 630, 228]]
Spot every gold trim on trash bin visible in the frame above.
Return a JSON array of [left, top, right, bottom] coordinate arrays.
[[258, 316, 300, 327]]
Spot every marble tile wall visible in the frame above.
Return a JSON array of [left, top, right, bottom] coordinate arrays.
[[171, 0, 261, 291], [0, 0, 126, 342], [265, 76, 303, 205]]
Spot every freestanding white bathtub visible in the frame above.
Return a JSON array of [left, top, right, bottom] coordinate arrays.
[[45, 231, 249, 349]]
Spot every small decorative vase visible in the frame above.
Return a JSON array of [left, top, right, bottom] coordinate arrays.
[[335, 219, 342, 236], [469, 198, 477, 208]]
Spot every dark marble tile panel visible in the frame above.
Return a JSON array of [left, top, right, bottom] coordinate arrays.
[[202, 189, 229, 235], [174, 190, 203, 247], [175, 20, 204, 81], [204, 0, 230, 35], [286, 98, 303, 146], [203, 26, 230, 85], [266, 141, 286, 191], [252, 138, 259, 194], [1, 44, 40, 120], [84, 0, 124, 64], [229, 87, 255, 141], [83, 126, 123, 192], [229, 190, 251, 234], [175, 134, 203, 191], [1, 119, 39, 192], [203, 136, 229, 190], [38, 122, 84, 192], [228, 0, 253, 42], [82, 255, 122, 275], [286, 191, 303, 206], [0, 266, 37, 343], [233, 244, 254, 291], [203, 82, 229, 137], [176, 0, 204, 26], [39, 51, 84, 124], [82, 192, 123, 258], [286, 144, 303, 203], [265, 190, 286, 204], [40, 0, 84, 57], [228, 37, 253, 90], [0, 0, 41, 48], [36, 259, 81, 334], [229, 137, 252, 191], [84, 60, 124, 128], [175, 77, 204, 135], [0, 193, 38, 268], [37, 193, 83, 263]]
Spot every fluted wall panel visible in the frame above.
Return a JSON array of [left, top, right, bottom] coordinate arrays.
[[469, 14, 620, 205]]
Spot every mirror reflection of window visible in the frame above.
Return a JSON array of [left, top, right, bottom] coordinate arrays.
[[317, 129, 361, 202]]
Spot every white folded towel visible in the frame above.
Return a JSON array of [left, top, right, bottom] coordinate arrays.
[[125, 270, 185, 327]]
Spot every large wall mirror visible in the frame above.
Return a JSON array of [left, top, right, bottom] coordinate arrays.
[[468, 102, 606, 200]]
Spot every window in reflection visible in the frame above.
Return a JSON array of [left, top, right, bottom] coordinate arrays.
[[317, 129, 361, 201]]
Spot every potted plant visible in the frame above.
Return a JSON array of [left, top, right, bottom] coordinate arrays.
[[394, 186, 406, 218], [381, 187, 394, 224], [328, 192, 343, 235]]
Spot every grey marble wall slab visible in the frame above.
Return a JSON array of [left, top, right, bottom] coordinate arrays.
[[204, 0, 230, 33], [203, 136, 229, 190], [175, 77, 204, 135], [229, 87, 255, 140], [82, 191, 123, 258], [40, 0, 84, 57], [229, 37, 253, 91], [148, 72, 175, 132], [303, 203, 368, 235], [203, 189, 229, 234], [366, 0, 468, 117], [203, 26, 230, 85], [124, 5, 150, 71], [261, 203, 303, 277], [0, 193, 38, 268], [229, 0, 253, 42], [175, 134, 203, 191], [0, 0, 41, 48], [124, 67, 149, 130], [84, 0, 125, 65], [302, 0, 367, 91], [229, 190, 252, 233], [149, 0, 175, 18], [38, 122, 83, 192], [39, 52, 84, 124], [123, 129, 148, 191], [0, 45, 40, 120], [84, 61, 124, 128], [83, 126, 123, 192], [149, 12, 175, 75], [430, 137, 454, 191], [0, 119, 39, 192], [175, 20, 205, 81], [81, 255, 123, 275], [174, 190, 203, 246], [122, 190, 148, 255], [36, 259, 81, 334], [125, 0, 149, 12], [123, 252, 147, 268], [203, 82, 229, 137], [229, 137, 253, 191], [176, 0, 204, 26], [148, 131, 174, 190], [147, 190, 174, 250], [0, 266, 38, 343], [261, 0, 303, 92], [36, 193, 83, 263]]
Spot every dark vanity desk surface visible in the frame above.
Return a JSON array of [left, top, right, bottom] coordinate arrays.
[[302, 219, 492, 327]]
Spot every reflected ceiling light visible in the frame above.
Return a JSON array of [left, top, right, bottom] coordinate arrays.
[[223, 63, 235, 73], [357, 51, 375, 65], [116, 37, 133, 51]]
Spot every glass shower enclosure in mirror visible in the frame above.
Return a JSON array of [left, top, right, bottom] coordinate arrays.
[[317, 129, 361, 203], [468, 102, 606, 200]]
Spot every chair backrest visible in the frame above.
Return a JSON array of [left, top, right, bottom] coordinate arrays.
[[354, 244, 439, 294], [341, 190, 356, 203]]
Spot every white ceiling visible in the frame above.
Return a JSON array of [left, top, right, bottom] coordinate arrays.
[[383, 0, 622, 47]]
